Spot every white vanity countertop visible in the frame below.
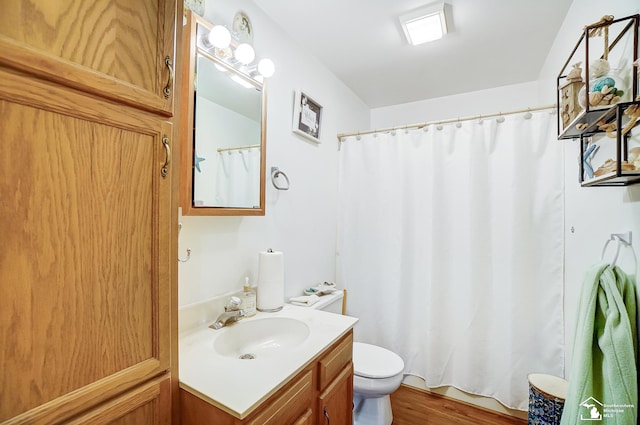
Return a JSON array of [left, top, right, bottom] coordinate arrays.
[[178, 304, 358, 419]]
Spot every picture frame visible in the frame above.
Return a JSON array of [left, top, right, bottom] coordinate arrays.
[[292, 90, 322, 143]]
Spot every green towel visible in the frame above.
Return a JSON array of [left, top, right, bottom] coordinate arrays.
[[560, 262, 638, 425]]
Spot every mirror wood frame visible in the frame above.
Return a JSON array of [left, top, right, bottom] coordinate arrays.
[[179, 10, 267, 216]]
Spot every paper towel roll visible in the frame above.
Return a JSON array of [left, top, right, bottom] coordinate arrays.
[[257, 249, 284, 311]]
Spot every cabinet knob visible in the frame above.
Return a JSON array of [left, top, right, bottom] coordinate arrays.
[[323, 406, 330, 425]]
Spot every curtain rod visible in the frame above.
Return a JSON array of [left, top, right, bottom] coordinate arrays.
[[217, 144, 260, 153], [337, 104, 557, 140]]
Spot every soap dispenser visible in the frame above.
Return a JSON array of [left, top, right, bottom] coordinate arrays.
[[241, 277, 256, 317]]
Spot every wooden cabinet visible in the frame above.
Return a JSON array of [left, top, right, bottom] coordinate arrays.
[[0, 0, 175, 115], [317, 333, 354, 425], [245, 370, 314, 425], [66, 376, 171, 425], [318, 365, 354, 425], [293, 409, 314, 425], [0, 1, 176, 424], [180, 331, 354, 425]]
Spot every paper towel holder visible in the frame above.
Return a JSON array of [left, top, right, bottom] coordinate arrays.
[[256, 248, 284, 312]]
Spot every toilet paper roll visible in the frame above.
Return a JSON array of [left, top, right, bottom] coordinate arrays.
[[257, 249, 284, 312]]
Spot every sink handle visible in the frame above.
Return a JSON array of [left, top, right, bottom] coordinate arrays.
[[225, 296, 242, 311]]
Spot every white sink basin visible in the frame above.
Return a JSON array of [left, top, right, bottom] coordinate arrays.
[[213, 317, 310, 359], [179, 305, 359, 417]]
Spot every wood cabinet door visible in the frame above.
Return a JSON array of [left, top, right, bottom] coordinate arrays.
[[66, 375, 171, 425], [317, 364, 354, 425], [245, 370, 314, 425], [292, 409, 313, 425], [0, 0, 175, 115], [0, 67, 171, 424]]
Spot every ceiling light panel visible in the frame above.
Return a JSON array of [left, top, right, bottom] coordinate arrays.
[[400, 3, 448, 46]]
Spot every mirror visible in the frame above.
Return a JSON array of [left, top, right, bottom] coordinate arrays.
[[180, 11, 266, 216]]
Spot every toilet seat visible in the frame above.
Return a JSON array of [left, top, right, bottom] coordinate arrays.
[[353, 342, 404, 379]]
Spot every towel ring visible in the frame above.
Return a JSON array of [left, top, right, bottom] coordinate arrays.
[[271, 167, 290, 190], [601, 231, 632, 267]]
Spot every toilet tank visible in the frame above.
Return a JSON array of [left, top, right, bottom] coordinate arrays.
[[310, 290, 344, 314]]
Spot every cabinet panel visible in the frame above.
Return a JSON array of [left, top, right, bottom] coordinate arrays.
[[317, 364, 354, 425], [318, 332, 353, 390], [0, 68, 171, 424], [181, 368, 314, 425], [292, 409, 313, 425], [246, 369, 314, 425], [0, 0, 175, 115], [67, 376, 171, 425]]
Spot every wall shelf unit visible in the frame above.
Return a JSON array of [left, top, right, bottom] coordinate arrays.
[[557, 14, 640, 187]]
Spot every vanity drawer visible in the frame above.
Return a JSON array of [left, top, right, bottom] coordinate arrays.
[[318, 331, 353, 391], [292, 408, 313, 425], [246, 368, 313, 425]]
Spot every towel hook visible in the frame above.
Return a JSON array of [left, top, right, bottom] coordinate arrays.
[[601, 231, 632, 267], [178, 222, 191, 263], [271, 167, 290, 190]]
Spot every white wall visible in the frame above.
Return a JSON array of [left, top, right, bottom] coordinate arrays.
[[538, 0, 640, 380], [178, 0, 370, 307], [370, 0, 640, 415], [179, 0, 640, 416], [371, 81, 542, 129]]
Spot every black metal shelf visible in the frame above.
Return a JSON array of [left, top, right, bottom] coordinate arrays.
[[578, 101, 640, 187], [556, 14, 640, 187]]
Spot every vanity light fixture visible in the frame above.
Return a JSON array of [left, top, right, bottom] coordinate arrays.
[[400, 2, 448, 46], [234, 43, 256, 64], [257, 58, 275, 78], [208, 25, 232, 48], [200, 24, 276, 79]]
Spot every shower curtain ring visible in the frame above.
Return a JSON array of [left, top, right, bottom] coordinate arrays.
[[524, 108, 533, 119]]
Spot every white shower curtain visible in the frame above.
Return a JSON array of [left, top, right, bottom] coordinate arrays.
[[337, 110, 564, 410], [214, 147, 260, 208]]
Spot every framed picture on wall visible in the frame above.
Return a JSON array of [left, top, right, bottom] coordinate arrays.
[[292, 90, 322, 143]]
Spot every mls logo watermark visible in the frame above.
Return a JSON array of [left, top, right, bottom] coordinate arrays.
[[577, 396, 635, 421], [579, 397, 602, 421]]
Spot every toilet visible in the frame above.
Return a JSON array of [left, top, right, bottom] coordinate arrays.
[[351, 342, 404, 425], [305, 290, 405, 425]]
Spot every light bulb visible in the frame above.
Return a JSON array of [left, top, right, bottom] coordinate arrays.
[[208, 25, 231, 49], [234, 43, 255, 65], [257, 58, 275, 78]]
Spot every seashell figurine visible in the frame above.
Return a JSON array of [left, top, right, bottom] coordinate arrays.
[[566, 62, 583, 82], [589, 92, 604, 106], [592, 77, 616, 92], [590, 59, 610, 78]]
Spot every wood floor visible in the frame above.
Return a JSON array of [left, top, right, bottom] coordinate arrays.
[[390, 385, 527, 425]]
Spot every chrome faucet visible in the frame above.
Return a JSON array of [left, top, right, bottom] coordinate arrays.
[[210, 296, 246, 330]]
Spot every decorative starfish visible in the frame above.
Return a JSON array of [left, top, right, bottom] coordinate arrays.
[[194, 152, 206, 173]]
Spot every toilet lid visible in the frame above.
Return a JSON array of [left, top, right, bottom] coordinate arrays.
[[353, 342, 404, 379]]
